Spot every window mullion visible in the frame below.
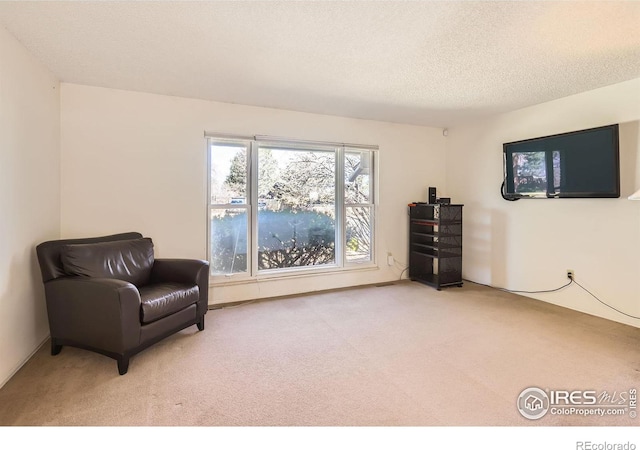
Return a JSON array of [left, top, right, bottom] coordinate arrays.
[[336, 146, 345, 268], [250, 141, 258, 277]]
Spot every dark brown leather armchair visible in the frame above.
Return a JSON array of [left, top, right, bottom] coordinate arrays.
[[36, 232, 209, 375]]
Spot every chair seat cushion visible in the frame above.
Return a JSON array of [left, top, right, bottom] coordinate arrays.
[[138, 282, 200, 324]]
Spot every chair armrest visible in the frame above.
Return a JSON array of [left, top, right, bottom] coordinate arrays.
[[151, 259, 209, 314], [44, 277, 141, 353], [150, 259, 209, 284]]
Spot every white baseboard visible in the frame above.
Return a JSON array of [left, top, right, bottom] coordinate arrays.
[[0, 334, 50, 390]]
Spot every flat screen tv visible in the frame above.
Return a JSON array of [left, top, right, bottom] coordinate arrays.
[[503, 124, 620, 199]]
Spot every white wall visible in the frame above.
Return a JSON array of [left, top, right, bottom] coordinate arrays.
[[60, 84, 446, 304], [447, 78, 640, 328], [0, 26, 60, 386]]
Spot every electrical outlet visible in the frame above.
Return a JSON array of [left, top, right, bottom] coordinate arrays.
[[567, 270, 574, 280], [387, 253, 394, 266]]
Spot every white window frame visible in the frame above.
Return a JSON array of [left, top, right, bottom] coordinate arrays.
[[207, 134, 378, 283], [343, 147, 376, 267]]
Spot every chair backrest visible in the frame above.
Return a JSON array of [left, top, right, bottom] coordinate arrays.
[[36, 232, 143, 283]]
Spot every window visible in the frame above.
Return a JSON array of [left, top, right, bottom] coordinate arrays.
[[208, 136, 377, 279]]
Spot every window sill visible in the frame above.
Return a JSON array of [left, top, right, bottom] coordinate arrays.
[[209, 263, 379, 287]]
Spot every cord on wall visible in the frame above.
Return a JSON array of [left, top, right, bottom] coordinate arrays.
[[464, 278, 571, 294], [464, 278, 640, 320], [571, 279, 640, 320], [399, 266, 409, 281], [500, 180, 520, 201]]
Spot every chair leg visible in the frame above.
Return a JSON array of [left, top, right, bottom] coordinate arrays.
[[117, 356, 130, 375], [197, 316, 205, 331], [51, 339, 62, 356]]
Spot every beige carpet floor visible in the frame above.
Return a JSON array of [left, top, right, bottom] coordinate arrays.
[[0, 280, 638, 426]]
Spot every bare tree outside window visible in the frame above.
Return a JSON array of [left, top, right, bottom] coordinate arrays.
[[257, 148, 336, 270]]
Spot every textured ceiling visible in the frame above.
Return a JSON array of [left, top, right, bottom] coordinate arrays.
[[0, 1, 639, 127]]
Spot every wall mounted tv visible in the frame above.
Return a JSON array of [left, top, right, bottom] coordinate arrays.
[[503, 124, 620, 199]]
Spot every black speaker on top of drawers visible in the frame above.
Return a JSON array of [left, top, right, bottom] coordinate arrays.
[[428, 187, 437, 204]]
